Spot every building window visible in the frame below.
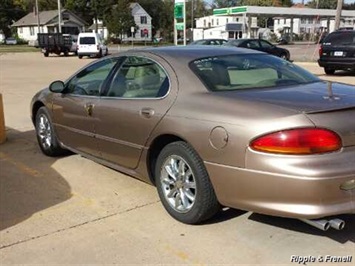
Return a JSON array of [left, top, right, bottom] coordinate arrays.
[[284, 18, 286, 24], [19, 27, 23, 33], [236, 18, 239, 22], [30, 27, 35, 36], [212, 19, 214, 25], [204, 20, 206, 27], [217, 19, 219, 26], [140, 16, 147, 24], [226, 18, 228, 23]]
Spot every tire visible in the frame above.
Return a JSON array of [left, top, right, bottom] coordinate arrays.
[[35, 107, 67, 157], [44, 51, 49, 57], [105, 48, 109, 56], [155, 141, 220, 224], [98, 49, 102, 58], [78, 55, 83, 59], [324, 67, 335, 75]]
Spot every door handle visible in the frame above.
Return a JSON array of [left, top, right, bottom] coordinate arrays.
[[84, 103, 94, 116], [140, 108, 155, 118]]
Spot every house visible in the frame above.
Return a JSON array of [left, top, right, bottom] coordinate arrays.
[[90, 3, 152, 42], [193, 15, 258, 41], [12, 9, 87, 42]]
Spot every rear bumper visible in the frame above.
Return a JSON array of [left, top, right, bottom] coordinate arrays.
[[77, 51, 100, 56], [318, 59, 355, 69], [205, 147, 355, 219]]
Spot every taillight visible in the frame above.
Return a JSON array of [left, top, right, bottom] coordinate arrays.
[[319, 46, 323, 57], [250, 128, 341, 155]]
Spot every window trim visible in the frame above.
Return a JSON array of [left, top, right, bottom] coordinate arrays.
[[101, 56, 171, 100], [63, 58, 121, 97]]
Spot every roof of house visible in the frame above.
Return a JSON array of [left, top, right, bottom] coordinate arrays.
[[12, 9, 87, 27]]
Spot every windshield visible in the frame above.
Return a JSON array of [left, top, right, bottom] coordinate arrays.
[[323, 31, 355, 46], [190, 54, 320, 91]]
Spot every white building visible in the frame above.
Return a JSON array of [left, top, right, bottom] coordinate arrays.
[[12, 10, 87, 42], [194, 15, 258, 41], [90, 3, 152, 42], [274, 17, 355, 37]]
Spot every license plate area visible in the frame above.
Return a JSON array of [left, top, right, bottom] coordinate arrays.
[[333, 51, 344, 56]]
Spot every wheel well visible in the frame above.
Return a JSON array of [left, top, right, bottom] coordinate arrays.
[[147, 134, 184, 185], [32, 101, 45, 125]]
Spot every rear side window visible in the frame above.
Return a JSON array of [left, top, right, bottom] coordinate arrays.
[[323, 31, 355, 45], [190, 54, 319, 91], [79, 37, 96, 45]]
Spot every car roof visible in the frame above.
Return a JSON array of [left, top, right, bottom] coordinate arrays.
[[118, 46, 264, 63]]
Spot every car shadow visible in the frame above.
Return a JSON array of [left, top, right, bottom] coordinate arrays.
[[318, 70, 355, 77], [0, 128, 72, 231], [248, 213, 354, 244]]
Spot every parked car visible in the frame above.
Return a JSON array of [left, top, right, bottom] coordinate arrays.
[[5, 37, 17, 45], [189, 39, 228, 46], [318, 30, 355, 75], [77, 32, 108, 59], [31, 46, 355, 230], [224, 39, 291, 60]]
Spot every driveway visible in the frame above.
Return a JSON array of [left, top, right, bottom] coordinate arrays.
[[0, 53, 354, 264]]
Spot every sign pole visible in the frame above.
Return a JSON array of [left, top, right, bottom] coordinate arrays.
[[174, 18, 177, 46], [183, 0, 186, 46]]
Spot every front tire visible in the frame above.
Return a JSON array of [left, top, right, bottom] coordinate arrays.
[[35, 107, 67, 157], [324, 67, 335, 75], [155, 141, 220, 224]]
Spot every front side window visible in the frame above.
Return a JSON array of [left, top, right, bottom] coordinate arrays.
[[259, 40, 273, 48], [65, 58, 118, 96], [106, 56, 169, 98], [191, 54, 319, 91]]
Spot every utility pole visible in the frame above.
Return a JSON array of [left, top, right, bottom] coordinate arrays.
[[334, 0, 343, 30], [57, 0, 62, 33], [191, 0, 194, 29], [35, 0, 40, 34]]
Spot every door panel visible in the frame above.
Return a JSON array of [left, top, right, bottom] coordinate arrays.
[[52, 58, 119, 157], [94, 55, 178, 169]]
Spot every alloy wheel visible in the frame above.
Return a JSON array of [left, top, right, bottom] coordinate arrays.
[[160, 155, 197, 213]]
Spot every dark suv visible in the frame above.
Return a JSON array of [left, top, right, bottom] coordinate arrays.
[[318, 30, 355, 75]]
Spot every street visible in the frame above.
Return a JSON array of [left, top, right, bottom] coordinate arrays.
[[0, 52, 354, 265]]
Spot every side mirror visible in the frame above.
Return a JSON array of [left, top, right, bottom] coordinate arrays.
[[49, 80, 65, 93]]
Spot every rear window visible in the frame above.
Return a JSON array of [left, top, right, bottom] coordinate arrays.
[[79, 37, 96, 45], [323, 31, 355, 46], [190, 54, 319, 91]]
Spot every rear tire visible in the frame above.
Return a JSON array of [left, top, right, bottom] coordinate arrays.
[[78, 55, 83, 59], [98, 49, 102, 58], [35, 107, 68, 157], [324, 67, 335, 75], [44, 51, 49, 57], [155, 141, 220, 224]]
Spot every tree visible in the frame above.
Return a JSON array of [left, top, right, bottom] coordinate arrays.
[[212, 0, 240, 8], [105, 0, 135, 39], [137, 0, 165, 36], [0, 0, 25, 37], [307, 0, 337, 9]]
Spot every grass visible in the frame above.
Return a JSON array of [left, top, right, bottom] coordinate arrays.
[[0, 45, 40, 53]]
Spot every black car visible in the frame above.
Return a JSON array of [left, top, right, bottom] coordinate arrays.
[[318, 30, 355, 75], [189, 39, 228, 46], [224, 39, 290, 60]]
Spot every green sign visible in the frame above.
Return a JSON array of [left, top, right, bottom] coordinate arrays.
[[175, 22, 184, 30], [230, 6, 247, 14], [174, 2, 184, 19], [213, 8, 230, 16]]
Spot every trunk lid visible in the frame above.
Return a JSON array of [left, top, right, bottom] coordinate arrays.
[[221, 81, 355, 146]]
